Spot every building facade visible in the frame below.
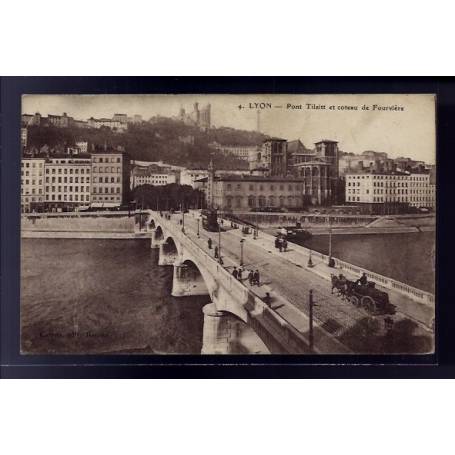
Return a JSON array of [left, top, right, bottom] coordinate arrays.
[[345, 171, 435, 213], [91, 152, 129, 207], [21, 153, 130, 211], [209, 142, 259, 161], [76, 141, 88, 154], [88, 117, 128, 132], [208, 171, 304, 212], [44, 157, 92, 211], [249, 138, 289, 176], [130, 166, 177, 189], [21, 128, 28, 148], [180, 169, 209, 187], [21, 158, 46, 212]]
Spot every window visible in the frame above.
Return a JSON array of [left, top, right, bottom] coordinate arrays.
[[227, 184, 232, 191]]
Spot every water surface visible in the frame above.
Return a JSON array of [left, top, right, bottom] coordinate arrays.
[[21, 238, 208, 354]]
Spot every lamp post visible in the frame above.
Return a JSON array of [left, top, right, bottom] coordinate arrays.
[[240, 238, 245, 266], [309, 289, 316, 352], [182, 201, 185, 234], [328, 216, 333, 266], [197, 218, 200, 238], [218, 222, 222, 264]]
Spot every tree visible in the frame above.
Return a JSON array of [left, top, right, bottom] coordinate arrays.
[[131, 184, 205, 211]]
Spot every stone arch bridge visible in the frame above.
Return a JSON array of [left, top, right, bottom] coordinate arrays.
[[146, 211, 313, 354]]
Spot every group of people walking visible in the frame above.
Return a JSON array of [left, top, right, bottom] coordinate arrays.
[[232, 267, 260, 286], [274, 235, 288, 252]]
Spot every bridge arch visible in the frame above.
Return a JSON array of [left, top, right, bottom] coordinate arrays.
[[163, 235, 183, 258], [172, 257, 212, 298]]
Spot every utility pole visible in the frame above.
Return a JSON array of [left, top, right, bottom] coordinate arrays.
[[309, 289, 315, 352], [328, 216, 333, 266], [218, 222, 222, 264], [240, 238, 245, 266]]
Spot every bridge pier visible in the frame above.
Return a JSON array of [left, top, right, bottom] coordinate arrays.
[[172, 263, 209, 297], [201, 303, 235, 354], [201, 303, 269, 354]]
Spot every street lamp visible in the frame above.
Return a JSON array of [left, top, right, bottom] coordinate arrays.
[[309, 289, 317, 352], [218, 222, 222, 264], [240, 238, 245, 266], [328, 216, 334, 267]]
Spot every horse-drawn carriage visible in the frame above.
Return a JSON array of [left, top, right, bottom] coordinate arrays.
[[331, 274, 395, 315]]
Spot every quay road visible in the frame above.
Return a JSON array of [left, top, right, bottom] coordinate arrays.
[[162, 211, 434, 353]]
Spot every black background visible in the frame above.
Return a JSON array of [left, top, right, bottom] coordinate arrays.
[[1, 77, 453, 378]]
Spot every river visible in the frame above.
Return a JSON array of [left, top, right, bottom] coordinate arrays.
[[296, 231, 435, 293], [21, 238, 209, 355]]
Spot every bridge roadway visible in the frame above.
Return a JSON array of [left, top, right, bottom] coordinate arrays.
[[156, 211, 433, 353]]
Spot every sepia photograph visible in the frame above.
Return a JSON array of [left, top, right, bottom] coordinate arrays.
[[20, 93, 436, 355]]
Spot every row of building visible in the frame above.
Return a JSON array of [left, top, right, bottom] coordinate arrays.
[[21, 112, 143, 132], [21, 151, 130, 213], [345, 170, 435, 213]]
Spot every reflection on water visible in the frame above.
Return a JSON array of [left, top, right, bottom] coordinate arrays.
[[21, 238, 209, 354], [298, 232, 435, 293]]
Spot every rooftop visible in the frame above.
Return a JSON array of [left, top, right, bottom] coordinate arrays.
[[215, 174, 304, 182]]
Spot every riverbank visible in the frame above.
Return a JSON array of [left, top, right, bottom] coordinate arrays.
[[306, 225, 435, 235], [22, 230, 149, 239]]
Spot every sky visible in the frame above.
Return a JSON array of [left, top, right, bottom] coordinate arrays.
[[22, 94, 436, 164]]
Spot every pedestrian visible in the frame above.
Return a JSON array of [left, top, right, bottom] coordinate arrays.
[[278, 237, 283, 252], [232, 267, 238, 279], [274, 237, 279, 249], [214, 245, 219, 258], [237, 268, 243, 281], [208, 238, 212, 249], [253, 269, 260, 286], [283, 239, 288, 252], [248, 270, 254, 285], [264, 292, 272, 307]]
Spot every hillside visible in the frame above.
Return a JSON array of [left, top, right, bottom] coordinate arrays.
[[26, 119, 267, 170]]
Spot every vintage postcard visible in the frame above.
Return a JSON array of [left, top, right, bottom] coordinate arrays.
[[20, 94, 436, 355]]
